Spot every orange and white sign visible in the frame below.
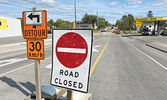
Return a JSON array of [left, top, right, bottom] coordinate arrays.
[[27, 39, 44, 60], [22, 10, 47, 39]]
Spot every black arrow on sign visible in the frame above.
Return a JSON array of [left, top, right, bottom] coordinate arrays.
[[28, 13, 40, 23]]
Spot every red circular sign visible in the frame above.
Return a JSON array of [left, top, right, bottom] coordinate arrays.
[[56, 32, 88, 69]]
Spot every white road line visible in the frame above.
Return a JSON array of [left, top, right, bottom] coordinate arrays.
[[93, 45, 102, 52], [93, 45, 102, 48], [57, 47, 86, 54], [0, 57, 51, 77], [46, 64, 52, 69], [0, 58, 27, 68], [122, 38, 167, 70]]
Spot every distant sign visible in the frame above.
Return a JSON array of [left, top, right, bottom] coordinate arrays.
[[136, 21, 142, 27], [51, 29, 93, 93], [146, 17, 162, 21], [22, 10, 47, 39], [0, 19, 8, 30], [27, 39, 44, 60], [135, 17, 143, 21]]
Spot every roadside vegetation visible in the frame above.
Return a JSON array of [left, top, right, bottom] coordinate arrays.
[[115, 11, 167, 34], [47, 13, 111, 30]]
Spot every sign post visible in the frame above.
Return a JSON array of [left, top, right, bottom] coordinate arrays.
[[23, 8, 47, 100], [51, 29, 93, 94]]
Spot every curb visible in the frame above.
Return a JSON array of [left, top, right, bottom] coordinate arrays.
[[145, 43, 167, 53]]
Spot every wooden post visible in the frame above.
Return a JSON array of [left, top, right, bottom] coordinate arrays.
[[33, 7, 42, 100], [67, 90, 73, 100], [34, 60, 42, 100], [67, 1, 77, 98]]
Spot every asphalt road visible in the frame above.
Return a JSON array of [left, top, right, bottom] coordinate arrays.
[[89, 33, 167, 100], [0, 33, 167, 100]]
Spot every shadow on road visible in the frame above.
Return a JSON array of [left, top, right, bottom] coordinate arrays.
[[121, 34, 142, 37], [0, 76, 35, 96]]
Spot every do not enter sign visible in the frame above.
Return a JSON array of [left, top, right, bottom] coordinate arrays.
[[56, 32, 88, 69], [51, 29, 93, 93]]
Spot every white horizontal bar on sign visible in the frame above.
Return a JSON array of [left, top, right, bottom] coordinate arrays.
[[57, 47, 86, 54]]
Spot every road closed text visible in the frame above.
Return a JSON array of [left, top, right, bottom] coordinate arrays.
[[54, 69, 83, 89]]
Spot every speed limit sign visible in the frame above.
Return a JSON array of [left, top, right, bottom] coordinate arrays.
[[27, 39, 44, 60]]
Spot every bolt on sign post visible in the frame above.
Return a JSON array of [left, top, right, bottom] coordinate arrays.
[[22, 8, 47, 100], [51, 29, 93, 94]]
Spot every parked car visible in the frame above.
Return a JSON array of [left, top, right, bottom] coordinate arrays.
[[142, 26, 149, 35], [102, 27, 108, 32], [48, 31, 51, 34]]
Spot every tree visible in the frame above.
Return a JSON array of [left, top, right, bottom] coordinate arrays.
[[115, 14, 135, 30], [147, 10, 153, 17], [47, 19, 54, 28], [121, 15, 129, 30], [127, 14, 135, 30], [81, 14, 97, 25], [54, 19, 70, 28], [116, 20, 123, 29]]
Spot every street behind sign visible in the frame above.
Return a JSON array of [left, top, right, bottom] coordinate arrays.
[[27, 39, 44, 60], [22, 10, 47, 39], [51, 29, 93, 93]]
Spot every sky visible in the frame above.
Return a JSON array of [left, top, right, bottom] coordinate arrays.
[[0, 0, 167, 24]]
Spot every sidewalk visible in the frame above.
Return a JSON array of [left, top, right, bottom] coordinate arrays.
[[0, 39, 52, 54], [0, 34, 52, 54]]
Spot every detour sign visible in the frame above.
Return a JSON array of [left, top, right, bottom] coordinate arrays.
[[22, 10, 47, 39]]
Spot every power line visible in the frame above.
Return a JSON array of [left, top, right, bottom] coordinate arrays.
[[0, 1, 32, 9], [20, 0, 73, 12]]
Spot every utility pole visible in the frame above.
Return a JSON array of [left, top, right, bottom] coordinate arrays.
[[74, 0, 76, 27], [97, 11, 98, 29], [102, 16, 103, 29]]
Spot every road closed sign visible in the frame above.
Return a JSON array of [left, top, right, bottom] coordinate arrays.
[[51, 29, 93, 93], [22, 10, 47, 39]]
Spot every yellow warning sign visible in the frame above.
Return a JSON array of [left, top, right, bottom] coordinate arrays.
[[0, 19, 8, 30], [146, 17, 162, 21], [135, 17, 143, 21], [136, 21, 142, 27]]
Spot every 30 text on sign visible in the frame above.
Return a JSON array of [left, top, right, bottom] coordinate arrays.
[[51, 29, 93, 93], [22, 10, 47, 39], [27, 39, 44, 60]]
